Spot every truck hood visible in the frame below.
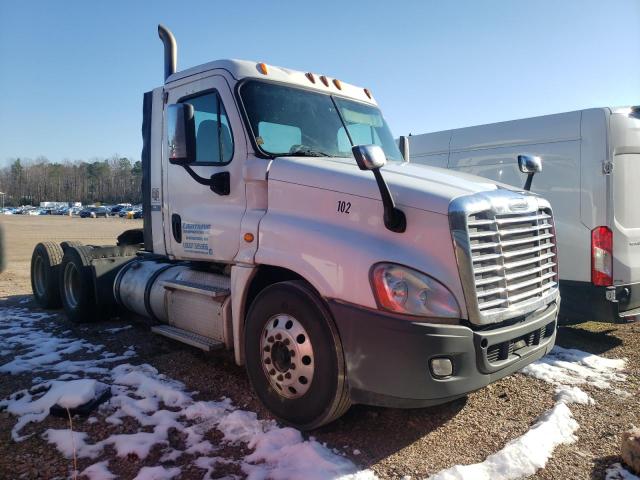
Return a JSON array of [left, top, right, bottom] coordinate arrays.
[[268, 157, 500, 215]]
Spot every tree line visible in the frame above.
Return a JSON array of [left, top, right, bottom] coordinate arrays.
[[0, 156, 142, 206]]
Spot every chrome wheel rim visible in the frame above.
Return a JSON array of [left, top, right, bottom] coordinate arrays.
[[63, 262, 80, 309], [260, 314, 314, 399], [33, 256, 46, 297]]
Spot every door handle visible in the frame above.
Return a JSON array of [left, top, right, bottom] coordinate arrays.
[[171, 214, 182, 243]]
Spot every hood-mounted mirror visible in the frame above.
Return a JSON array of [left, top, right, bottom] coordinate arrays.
[[518, 154, 542, 191], [352, 145, 406, 233]]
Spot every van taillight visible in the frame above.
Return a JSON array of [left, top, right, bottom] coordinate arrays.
[[591, 226, 613, 286]]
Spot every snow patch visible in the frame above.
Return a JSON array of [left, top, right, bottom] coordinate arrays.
[[522, 346, 626, 389], [132, 466, 181, 480], [554, 385, 594, 405], [428, 403, 578, 480], [80, 460, 117, 480], [1, 379, 108, 440]]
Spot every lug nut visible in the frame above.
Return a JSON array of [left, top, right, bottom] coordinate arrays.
[[284, 339, 290, 346], [275, 333, 282, 340], [285, 372, 291, 379], [269, 369, 276, 376], [289, 350, 295, 357], [268, 336, 274, 343], [265, 358, 271, 364], [277, 374, 284, 381]]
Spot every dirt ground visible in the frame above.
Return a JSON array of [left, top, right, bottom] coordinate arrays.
[[0, 215, 639, 479]]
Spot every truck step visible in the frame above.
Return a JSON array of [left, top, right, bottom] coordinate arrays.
[[151, 325, 224, 351], [161, 279, 230, 299]]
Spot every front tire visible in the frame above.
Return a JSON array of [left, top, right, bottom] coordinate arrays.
[[244, 281, 351, 430]]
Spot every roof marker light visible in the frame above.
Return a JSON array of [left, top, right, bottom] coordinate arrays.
[[320, 75, 329, 87], [333, 79, 342, 90], [257, 62, 268, 75], [305, 72, 316, 83], [364, 88, 372, 99]]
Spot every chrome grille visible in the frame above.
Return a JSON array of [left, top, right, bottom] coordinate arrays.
[[469, 208, 557, 313], [450, 191, 560, 325]]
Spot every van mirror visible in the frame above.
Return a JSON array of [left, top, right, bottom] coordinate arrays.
[[398, 136, 410, 162], [167, 103, 195, 165], [518, 155, 542, 174], [352, 144, 387, 171]]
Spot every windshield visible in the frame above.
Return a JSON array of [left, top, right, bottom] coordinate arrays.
[[239, 80, 403, 161]]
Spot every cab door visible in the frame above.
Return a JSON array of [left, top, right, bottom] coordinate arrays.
[[163, 74, 247, 262]]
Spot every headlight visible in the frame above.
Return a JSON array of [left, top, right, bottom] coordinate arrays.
[[370, 263, 461, 318]]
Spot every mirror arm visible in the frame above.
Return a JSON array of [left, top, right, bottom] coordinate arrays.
[[182, 164, 212, 186], [372, 168, 406, 233], [180, 165, 230, 196], [524, 173, 535, 191]]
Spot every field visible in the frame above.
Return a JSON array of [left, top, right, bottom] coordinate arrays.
[[0, 215, 639, 479]]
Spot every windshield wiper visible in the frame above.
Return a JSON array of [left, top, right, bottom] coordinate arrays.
[[287, 147, 332, 157]]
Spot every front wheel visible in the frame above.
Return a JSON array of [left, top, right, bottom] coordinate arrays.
[[244, 281, 351, 430]]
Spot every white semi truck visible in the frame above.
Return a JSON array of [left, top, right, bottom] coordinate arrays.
[[30, 25, 560, 429], [409, 107, 640, 323]]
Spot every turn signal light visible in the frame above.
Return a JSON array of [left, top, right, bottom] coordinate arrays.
[[332, 79, 342, 90], [364, 88, 372, 99], [305, 72, 316, 83], [257, 63, 268, 75], [244, 233, 255, 243], [591, 226, 613, 286], [320, 75, 329, 87]]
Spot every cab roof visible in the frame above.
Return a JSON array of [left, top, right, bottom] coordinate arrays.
[[165, 58, 377, 105]]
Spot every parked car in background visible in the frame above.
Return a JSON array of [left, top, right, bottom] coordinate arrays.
[[119, 207, 136, 218], [79, 206, 108, 218]]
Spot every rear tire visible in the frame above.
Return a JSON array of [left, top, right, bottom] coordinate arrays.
[[59, 246, 102, 323], [31, 242, 64, 308], [244, 280, 351, 430]]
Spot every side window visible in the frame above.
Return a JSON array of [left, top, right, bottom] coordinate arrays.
[[182, 91, 234, 164]]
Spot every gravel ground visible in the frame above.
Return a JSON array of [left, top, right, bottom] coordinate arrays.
[[0, 215, 639, 479]]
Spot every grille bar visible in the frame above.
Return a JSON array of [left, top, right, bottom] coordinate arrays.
[[464, 206, 559, 319]]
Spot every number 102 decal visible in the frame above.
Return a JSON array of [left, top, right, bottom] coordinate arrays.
[[337, 200, 351, 214]]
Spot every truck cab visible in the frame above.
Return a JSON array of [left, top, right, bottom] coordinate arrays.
[[31, 26, 560, 429]]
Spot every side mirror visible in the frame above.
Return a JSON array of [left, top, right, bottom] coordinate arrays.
[[517, 154, 542, 191], [398, 136, 410, 162], [352, 144, 387, 171], [167, 103, 195, 165], [518, 155, 542, 174]]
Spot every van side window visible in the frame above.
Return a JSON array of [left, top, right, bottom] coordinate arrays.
[[181, 91, 234, 164]]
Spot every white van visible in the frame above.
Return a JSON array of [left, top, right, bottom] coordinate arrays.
[[409, 107, 640, 323]]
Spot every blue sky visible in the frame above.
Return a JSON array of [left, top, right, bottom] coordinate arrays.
[[0, 0, 638, 165]]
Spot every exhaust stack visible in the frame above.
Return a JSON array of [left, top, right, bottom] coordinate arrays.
[[158, 24, 177, 81]]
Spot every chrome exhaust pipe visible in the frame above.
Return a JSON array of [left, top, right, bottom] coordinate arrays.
[[158, 24, 177, 81]]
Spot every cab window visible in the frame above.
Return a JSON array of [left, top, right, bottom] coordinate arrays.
[[181, 91, 234, 164]]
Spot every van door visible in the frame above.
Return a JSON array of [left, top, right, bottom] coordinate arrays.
[[610, 111, 640, 285], [163, 75, 247, 262]]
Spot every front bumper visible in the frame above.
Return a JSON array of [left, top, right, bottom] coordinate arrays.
[[328, 299, 558, 408]]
